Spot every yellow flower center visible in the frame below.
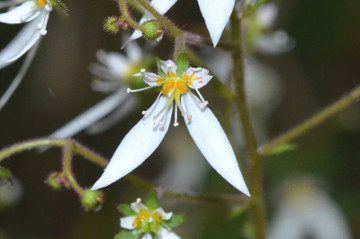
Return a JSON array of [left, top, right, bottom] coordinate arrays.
[[132, 208, 163, 229], [36, 0, 47, 7]]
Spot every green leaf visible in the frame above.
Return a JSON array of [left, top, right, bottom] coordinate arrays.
[[118, 204, 137, 217], [163, 214, 186, 228], [114, 230, 137, 239], [144, 191, 160, 210], [50, 0, 69, 16], [228, 206, 247, 220], [269, 143, 297, 155], [156, 58, 166, 77], [176, 53, 189, 76]]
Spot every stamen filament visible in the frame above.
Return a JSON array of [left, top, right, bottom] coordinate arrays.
[[143, 92, 162, 117], [127, 85, 158, 93], [173, 103, 179, 127], [193, 87, 208, 106]]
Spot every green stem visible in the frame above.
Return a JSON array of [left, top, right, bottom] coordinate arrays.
[[135, 0, 183, 37], [119, 0, 144, 30], [230, 12, 266, 239], [259, 84, 360, 157]]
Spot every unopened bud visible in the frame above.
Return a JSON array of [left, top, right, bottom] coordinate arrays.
[[142, 19, 165, 40], [81, 189, 104, 211], [103, 16, 120, 34], [46, 172, 62, 190]]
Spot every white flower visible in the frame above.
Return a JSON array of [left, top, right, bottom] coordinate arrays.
[[268, 178, 352, 239], [50, 42, 142, 138], [91, 59, 250, 196], [0, 0, 52, 68], [125, 0, 236, 47], [120, 198, 180, 239]]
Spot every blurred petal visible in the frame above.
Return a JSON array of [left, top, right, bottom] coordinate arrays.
[[122, 0, 178, 48], [182, 93, 249, 196], [0, 1, 39, 24], [125, 41, 143, 63], [0, 41, 40, 111], [120, 216, 136, 229], [141, 233, 153, 239], [255, 30, 295, 55], [94, 50, 130, 78], [256, 3, 278, 28], [0, 11, 47, 64], [161, 60, 177, 74], [91, 95, 173, 190], [50, 88, 129, 138], [184, 67, 212, 89], [197, 0, 235, 47], [159, 228, 181, 239]]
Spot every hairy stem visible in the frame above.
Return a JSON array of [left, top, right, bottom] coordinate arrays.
[[230, 12, 266, 238], [118, 0, 144, 30], [259, 85, 360, 157]]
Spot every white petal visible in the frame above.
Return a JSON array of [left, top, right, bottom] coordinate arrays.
[[95, 50, 130, 78], [154, 208, 173, 220], [50, 88, 129, 138], [182, 93, 250, 196], [0, 40, 40, 111], [256, 3, 278, 28], [197, 0, 235, 47], [141, 233, 153, 239], [120, 216, 137, 230], [122, 0, 178, 48], [130, 201, 147, 212], [125, 41, 143, 63], [161, 60, 177, 75], [255, 30, 295, 56], [0, 11, 47, 64], [0, 1, 40, 24], [91, 95, 173, 190], [159, 228, 181, 239], [183, 67, 212, 89], [143, 72, 162, 86]]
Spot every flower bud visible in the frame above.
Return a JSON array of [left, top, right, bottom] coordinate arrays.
[[81, 189, 104, 211], [103, 16, 120, 34], [142, 19, 165, 40], [45, 172, 62, 190]]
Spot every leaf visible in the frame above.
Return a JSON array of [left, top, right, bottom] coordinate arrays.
[[175, 53, 189, 76], [228, 206, 248, 220], [114, 230, 137, 239], [268, 143, 297, 155], [118, 204, 137, 217], [163, 214, 186, 228], [144, 191, 160, 210], [156, 58, 166, 77]]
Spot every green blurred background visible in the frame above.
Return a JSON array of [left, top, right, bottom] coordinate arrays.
[[0, 0, 360, 238]]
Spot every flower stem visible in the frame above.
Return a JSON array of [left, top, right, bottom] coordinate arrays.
[[230, 11, 266, 239], [118, 0, 144, 30], [259, 84, 360, 157]]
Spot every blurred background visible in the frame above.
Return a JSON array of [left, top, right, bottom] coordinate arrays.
[[0, 0, 360, 238]]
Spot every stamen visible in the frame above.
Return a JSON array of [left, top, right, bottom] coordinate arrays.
[[142, 111, 147, 115], [158, 105, 170, 128], [193, 87, 209, 106], [37, 12, 50, 35], [127, 85, 158, 93], [21, 9, 36, 22], [140, 68, 146, 73], [174, 91, 186, 117]]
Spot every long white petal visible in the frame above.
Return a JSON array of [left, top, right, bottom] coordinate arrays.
[[182, 93, 249, 196], [0, 11, 46, 64], [159, 228, 181, 239], [50, 88, 129, 139], [91, 95, 173, 190], [0, 1, 40, 24], [197, 0, 235, 47], [0, 40, 40, 111], [122, 0, 178, 48]]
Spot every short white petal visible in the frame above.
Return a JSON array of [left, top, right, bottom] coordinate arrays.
[[0, 11, 46, 64], [182, 93, 249, 196], [130, 201, 147, 212], [0, 1, 40, 24], [197, 0, 235, 47], [154, 208, 173, 220], [143, 72, 162, 86], [184, 67, 212, 89], [122, 0, 178, 47], [120, 216, 136, 230], [161, 60, 177, 74], [159, 228, 181, 239], [50, 88, 129, 139], [91, 95, 173, 190]]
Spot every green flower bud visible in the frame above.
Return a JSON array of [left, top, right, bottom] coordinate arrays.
[[104, 16, 120, 34], [46, 172, 62, 190], [142, 20, 165, 40], [81, 189, 104, 211]]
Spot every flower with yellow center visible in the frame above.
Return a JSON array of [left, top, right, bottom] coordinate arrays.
[[92, 56, 250, 196], [120, 198, 180, 239]]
